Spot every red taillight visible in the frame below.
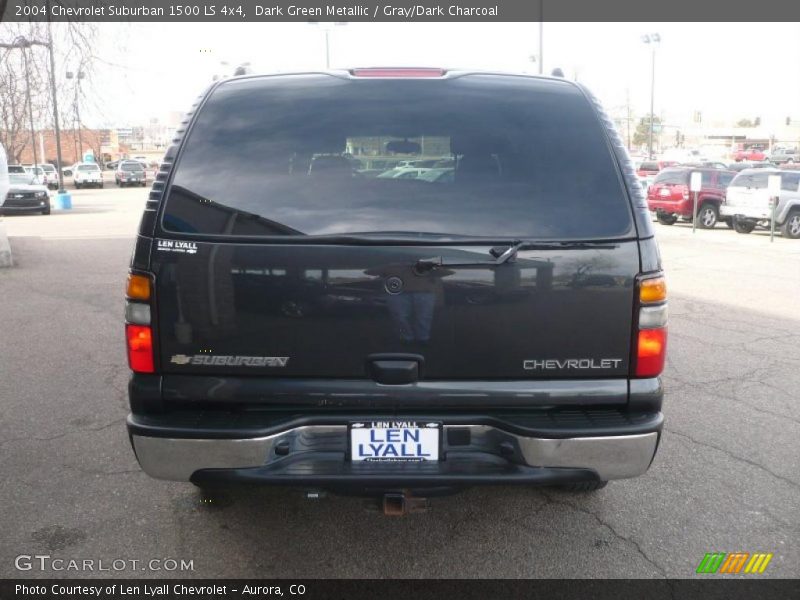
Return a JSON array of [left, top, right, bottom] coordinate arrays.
[[126, 324, 154, 373], [636, 327, 667, 377], [351, 67, 446, 78]]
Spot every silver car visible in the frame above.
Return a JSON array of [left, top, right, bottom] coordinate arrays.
[[721, 169, 800, 238]]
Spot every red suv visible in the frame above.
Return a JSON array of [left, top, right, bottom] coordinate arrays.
[[647, 167, 736, 228]]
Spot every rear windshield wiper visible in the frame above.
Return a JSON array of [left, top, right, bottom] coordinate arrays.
[[414, 240, 619, 273]]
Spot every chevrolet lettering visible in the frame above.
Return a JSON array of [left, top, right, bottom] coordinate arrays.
[[125, 68, 667, 509], [523, 358, 624, 370]]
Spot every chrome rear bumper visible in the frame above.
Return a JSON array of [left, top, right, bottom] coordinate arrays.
[[130, 423, 659, 484]]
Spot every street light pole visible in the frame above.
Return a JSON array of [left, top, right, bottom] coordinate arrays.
[[649, 45, 655, 159], [325, 29, 330, 69], [538, 0, 543, 75], [308, 22, 346, 69], [76, 75, 84, 158], [45, 0, 67, 195], [66, 70, 85, 160], [18, 39, 40, 171], [642, 33, 660, 159]]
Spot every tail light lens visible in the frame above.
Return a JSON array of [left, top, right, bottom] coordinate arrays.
[[680, 185, 690, 200], [126, 324, 154, 373], [126, 273, 151, 300], [640, 277, 667, 304], [125, 272, 155, 373], [636, 328, 667, 377], [634, 275, 668, 378]]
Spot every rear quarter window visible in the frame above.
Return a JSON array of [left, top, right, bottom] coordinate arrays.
[[162, 74, 635, 241], [730, 172, 769, 189], [654, 170, 689, 185]]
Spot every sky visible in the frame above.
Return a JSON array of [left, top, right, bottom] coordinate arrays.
[[75, 21, 800, 130]]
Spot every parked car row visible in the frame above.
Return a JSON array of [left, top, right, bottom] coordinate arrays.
[[55, 160, 150, 189], [5, 159, 150, 208], [645, 165, 800, 238]]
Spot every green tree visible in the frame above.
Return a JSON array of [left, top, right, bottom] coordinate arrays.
[[736, 118, 754, 128], [632, 116, 662, 148]]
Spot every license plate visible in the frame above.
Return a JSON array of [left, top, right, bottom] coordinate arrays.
[[350, 421, 440, 462], [659, 188, 670, 197]]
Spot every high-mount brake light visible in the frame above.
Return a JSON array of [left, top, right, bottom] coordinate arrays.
[[351, 68, 446, 78]]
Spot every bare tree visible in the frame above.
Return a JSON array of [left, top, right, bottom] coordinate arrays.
[[0, 47, 31, 162], [0, 20, 100, 164]]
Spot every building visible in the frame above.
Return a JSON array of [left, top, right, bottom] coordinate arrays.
[[8, 128, 112, 165]]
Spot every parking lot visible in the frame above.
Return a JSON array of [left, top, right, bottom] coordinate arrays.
[[1, 182, 798, 579]]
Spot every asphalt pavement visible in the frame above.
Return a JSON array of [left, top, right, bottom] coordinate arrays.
[[0, 186, 798, 578]]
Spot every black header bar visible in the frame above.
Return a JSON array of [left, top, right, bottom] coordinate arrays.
[[2, 579, 800, 600], [4, 0, 800, 22]]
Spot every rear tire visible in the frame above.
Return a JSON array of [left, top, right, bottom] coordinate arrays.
[[780, 210, 800, 239], [75, 182, 81, 189], [558, 481, 609, 492], [656, 213, 678, 225], [696, 203, 719, 229], [733, 218, 756, 234]]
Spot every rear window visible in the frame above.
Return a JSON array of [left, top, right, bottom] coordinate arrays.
[[8, 165, 26, 174], [78, 164, 100, 171], [121, 161, 144, 171], [653, 169, 689, 185], [730, 172, 770, 189], [639, 162, 659, 171], [162, 74, 634, 241]]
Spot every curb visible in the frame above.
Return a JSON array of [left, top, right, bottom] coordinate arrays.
[[0, 220, 12, 268]]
